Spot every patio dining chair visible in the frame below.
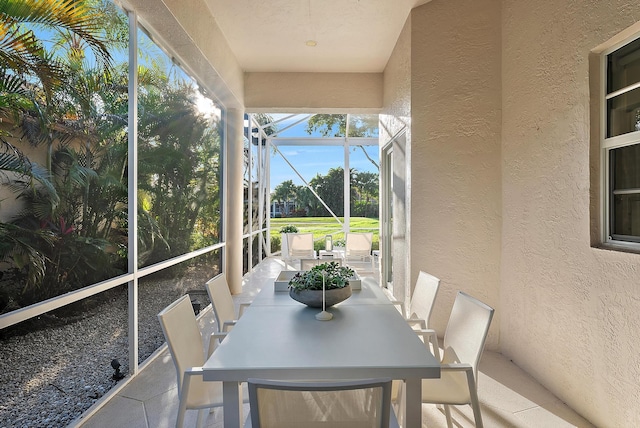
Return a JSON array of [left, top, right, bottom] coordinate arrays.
[[391, 271, 441, 406], [158, 295, 244, 428], [245, 377, 399, 428], [205, 273, 251, 333], [344, 232, 374, 271], [287, 232, 316, 260], [405, 271, 441, 356], [419, 291, 494, 428]]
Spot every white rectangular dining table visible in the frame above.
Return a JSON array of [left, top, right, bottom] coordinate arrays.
[[202, 280, 440, 427]]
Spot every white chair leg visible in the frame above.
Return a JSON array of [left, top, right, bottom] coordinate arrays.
[[466, 369, 484, 428], [195, 409, 206, 428], [443, 404, 453, 428], [176, 401, 188, 428], [176, 374, 191, 428], [429, 336, 441, 362], [469, 389, 484, 428], [394, 381, 405, 428]]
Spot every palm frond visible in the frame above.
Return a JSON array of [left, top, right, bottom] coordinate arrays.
[[0, 0, 113, 68], [0, 222, 53, 289], [0, 26, 43, 71], [0, 142, 58, 206]]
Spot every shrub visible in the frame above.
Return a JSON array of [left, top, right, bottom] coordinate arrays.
[[279, 225, 298, 233]]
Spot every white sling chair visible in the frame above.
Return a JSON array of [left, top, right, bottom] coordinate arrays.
[[158, 295, 237, 428], [245, 377, 399, 428], [405, 271, 441, 357], [205, 273, 251, 332], [344, 232, 373, 271], [287, 232, 316, 260], [391, 271, 441, 406], [419, 291, 494, 428]]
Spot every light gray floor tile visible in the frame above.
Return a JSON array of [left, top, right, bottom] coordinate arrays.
[[120, 353, 176, 402], [79, 395, 147, 428]]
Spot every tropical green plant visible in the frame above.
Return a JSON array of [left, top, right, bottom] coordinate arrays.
[[279, 224, 298, 234], [4, 144, 127, 303], [0, 222, 53, 292], [0, 0, 113, 104], [308, 167, 350, 216], [0, 0, 127, 310], [332, 238, 345, 247], [136, 72, 222, 266], [0, 0, 115, 177], [288, 261, 355, 291], [0, 0, 224, 313], [305, 114, 378, 138]]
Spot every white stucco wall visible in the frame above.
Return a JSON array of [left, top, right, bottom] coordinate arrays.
[[245, 72, 383, 112], [502, 1, 640, 426], [380, 18, 412, 307], [407, 0, 502, 348]]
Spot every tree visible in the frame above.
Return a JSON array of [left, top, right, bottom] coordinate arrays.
[[270, 167, 380, 219], [0, 0, 116, 209], [137, 77, 222, 265], [306, 113, 380, 173], [352, 170, 378, 217], [0, 0, 125, 306], [295, 185, 322, 216], [309, 167, 351, 217], [305, 114, 378, 138], [0, 0, 112, 105], [271, 179, 297, 215], [0, 0, 114, 174]]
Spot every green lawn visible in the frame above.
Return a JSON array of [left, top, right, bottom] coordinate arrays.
[[270, 217, 379, 251]]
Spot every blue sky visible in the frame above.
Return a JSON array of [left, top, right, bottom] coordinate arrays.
[[271, 145, 378, 190], [266, 116, 379, 192]]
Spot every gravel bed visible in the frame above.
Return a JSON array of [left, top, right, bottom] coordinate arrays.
[[0, 269, 213, 428]]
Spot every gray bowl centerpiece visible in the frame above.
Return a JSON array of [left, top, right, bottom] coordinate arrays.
[[288, 262, 354, 308]]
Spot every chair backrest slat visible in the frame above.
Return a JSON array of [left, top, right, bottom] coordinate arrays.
[[287, 233, 315, 258], [442, 291, 494, 380], [206, 274, 236, 332], [248, 378, 393, 428], [345, 232, 373, 258], [408, 271, 440, 327], [157, 295, 204, 395]]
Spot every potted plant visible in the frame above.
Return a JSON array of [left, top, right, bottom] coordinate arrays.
[[279, 225, 299, 257], [279, 225, 299, 234], [288, 262, 355, 307]]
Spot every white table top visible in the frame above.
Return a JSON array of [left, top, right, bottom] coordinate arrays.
[[201, 278, 439, 427], [202, 282, 439, 381]]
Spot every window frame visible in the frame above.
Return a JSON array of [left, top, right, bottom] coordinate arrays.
[[602, 34, 640, 249]]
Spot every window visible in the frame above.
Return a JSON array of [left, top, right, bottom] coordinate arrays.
[[604, 36, 640, 245]]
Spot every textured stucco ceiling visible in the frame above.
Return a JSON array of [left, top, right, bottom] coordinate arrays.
[[204, 0, 429, 73]]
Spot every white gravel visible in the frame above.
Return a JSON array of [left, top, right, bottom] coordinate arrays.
[[0, 270, 212, 428]]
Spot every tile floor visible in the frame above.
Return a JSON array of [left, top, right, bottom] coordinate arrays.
[[73, 257, 595, 428]]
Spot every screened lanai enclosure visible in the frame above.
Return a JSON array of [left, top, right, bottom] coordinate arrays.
[[242, 113, 381, 273], [0, 3, 382, 425], [0, 4, 225, 426]]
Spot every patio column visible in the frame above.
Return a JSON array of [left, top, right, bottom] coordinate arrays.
[[225, 108, 244, 294]]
